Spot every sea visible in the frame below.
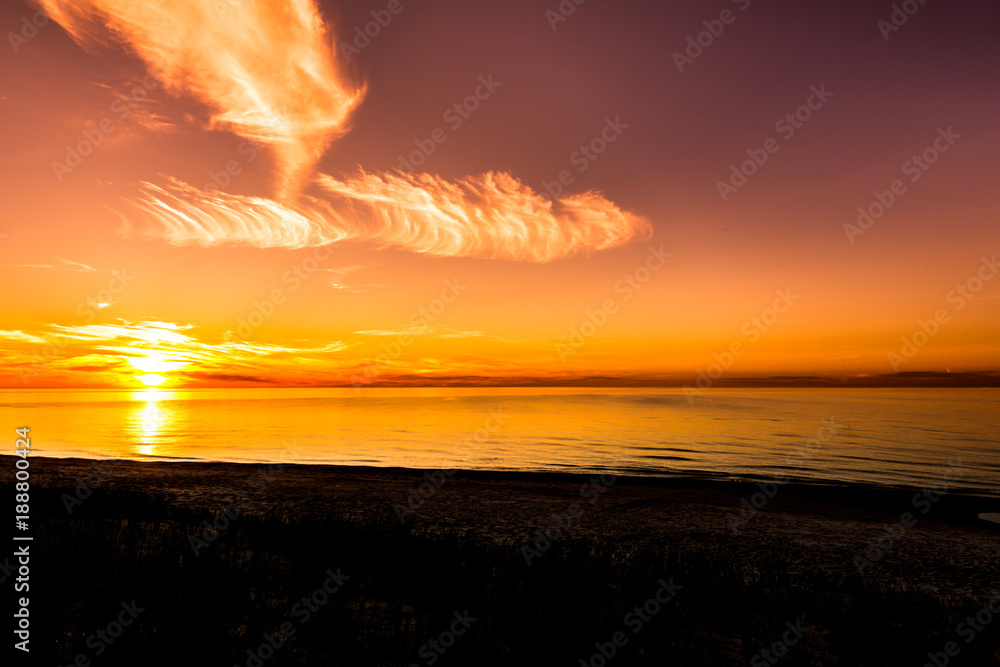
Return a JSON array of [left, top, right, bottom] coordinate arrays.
[[3, 387, 998, 497]]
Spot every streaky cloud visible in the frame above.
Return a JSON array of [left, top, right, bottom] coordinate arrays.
[[39, 0, 652, 262], [36, 0, 364, 199], [131, 178, 348, 248], [132, 172, 652, 262]]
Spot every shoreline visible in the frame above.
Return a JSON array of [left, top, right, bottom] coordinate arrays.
[[8, 455, 1000, 598], [14, 452, 1000, 501]]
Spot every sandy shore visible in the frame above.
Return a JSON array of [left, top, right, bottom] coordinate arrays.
[[17, 455, 1000, 600]]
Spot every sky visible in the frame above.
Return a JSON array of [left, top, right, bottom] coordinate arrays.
[[1, 0, 998, 389]]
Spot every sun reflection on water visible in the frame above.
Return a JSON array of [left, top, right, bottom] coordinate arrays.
[[130, 389, 169, 457]]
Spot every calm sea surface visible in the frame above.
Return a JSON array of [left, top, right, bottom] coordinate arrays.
[[3, 387, 998, 497]]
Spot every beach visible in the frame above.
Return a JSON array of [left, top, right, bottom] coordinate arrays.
[[9, 456, 1000, 665], [6, 0, 1000, 664]]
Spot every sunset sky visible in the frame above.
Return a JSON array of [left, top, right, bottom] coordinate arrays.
[[1, 0, 998, 388]]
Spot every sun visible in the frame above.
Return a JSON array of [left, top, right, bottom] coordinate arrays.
[[136, 373, 168, 386], [128, 352, 189, 386], [128, 352, 189, 373]]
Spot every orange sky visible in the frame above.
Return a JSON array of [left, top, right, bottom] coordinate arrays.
[[1, 0, 998, 388]]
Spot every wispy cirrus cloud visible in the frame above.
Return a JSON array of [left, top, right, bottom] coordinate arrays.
[[0, 257, 97, 272], [319, 265, 366, 274], [322, 265, 383, 292], [314, 171, 651, 261], [0, 330, 47, 344], [39, 0, 652, 262], [37, 0, 364, 199], [329, 282, 383, 292], [354, 326, 495, 339], [130, 178, 349, 248], [8, 320, 355, 386], [130, 172, 651, 261]]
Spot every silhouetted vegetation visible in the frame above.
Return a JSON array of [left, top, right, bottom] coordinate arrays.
[[7, 484, 999, 666]]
